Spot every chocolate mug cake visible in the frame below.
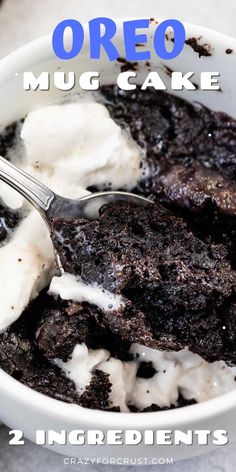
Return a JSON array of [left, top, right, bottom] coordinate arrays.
[[0, 86, 236, 412]]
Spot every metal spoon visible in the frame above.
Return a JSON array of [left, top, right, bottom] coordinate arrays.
[[0, 156, 151, 269]]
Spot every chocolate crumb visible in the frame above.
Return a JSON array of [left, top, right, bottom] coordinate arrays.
[[165, 33, 175, 43], [117, 57, 138, 73], [185, 37, 212, 57], [79, 369, 112, 410]]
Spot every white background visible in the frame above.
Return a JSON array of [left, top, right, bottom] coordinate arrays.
[[0, 0, 235, 470]]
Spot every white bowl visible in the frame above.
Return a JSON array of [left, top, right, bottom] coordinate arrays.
[[0, 19, 236, 462]]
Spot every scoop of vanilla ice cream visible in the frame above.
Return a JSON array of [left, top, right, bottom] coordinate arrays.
[[0, 210, 55, 331], [21, 102, 145, 198]]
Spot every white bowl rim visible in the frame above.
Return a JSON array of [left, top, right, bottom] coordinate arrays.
[[0, 19, 236, 429], [1, 19, 236, 79]]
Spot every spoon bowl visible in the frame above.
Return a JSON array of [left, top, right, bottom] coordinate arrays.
[[48, 190, 152, 221]]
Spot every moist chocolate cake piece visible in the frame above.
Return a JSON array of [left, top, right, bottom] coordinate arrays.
[[0, 329, 34, 380], [51, 200, 236, 362], [0, 291, 50, 379], [0, 319, 80, 404], [79, 369, 112, 410], [153, 161, 236, 215], [0, 326, 80, 404], [35, 302, 91, 361], [0, 292, 79, 404], [23, 359, 81, 404], [100, 86, 236, 223], [100, 86, 236, 182], [100, 86, 236, 263], [0, 292, 116, 407], [35, 299, 132, 362], [0, 122, 18, 158]]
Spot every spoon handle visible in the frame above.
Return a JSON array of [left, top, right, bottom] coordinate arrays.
[[0, 156, 55, 214]]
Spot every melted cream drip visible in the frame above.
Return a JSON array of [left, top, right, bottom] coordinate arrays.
[[49, 273, 125, 312]]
